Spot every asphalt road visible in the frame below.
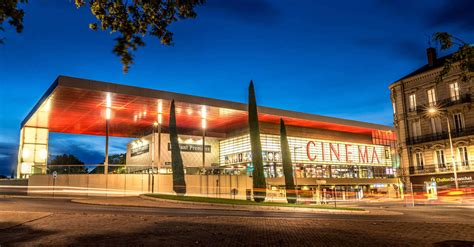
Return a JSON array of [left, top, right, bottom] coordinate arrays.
[[1, 196, 473, 223], [1, 197, 473, 246]]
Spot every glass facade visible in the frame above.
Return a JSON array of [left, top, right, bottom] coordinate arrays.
[[18, 127, 49, 177], [220, 134, 395, 179]]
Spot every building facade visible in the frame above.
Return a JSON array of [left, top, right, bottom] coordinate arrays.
[[389, 48, 474, 190], [19, 76, 400, 200]]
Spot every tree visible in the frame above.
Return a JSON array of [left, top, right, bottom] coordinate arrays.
[[108, 153, 126, 164], [169, 99, 186, 195], [48, 154, 87, 174], [432, 32, 473, 83], [1, 0, 205, 72], [248, 81, 266, 202], [0, 0, 27, 44], [280, 118, 296, 204]]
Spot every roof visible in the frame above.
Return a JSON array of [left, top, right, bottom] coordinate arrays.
[[21, 76, 394, 138]]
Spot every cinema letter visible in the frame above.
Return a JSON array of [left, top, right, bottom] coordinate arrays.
[[306, 141, 317, 161], [358, 145, 368, 163]]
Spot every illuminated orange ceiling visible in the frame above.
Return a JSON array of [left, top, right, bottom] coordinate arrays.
[[22, 76, 394, 138]]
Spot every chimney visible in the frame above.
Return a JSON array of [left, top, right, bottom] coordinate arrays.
[[426, 47, 437, 67]]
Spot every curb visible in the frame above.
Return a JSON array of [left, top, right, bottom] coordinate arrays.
[[139, 195, 370, 214], [72, 197, 370, 215], [1, 194, 85, 200]]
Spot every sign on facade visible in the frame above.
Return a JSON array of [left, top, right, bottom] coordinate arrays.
[[167, 143, 211, 153], [131, 144, 150, 157]]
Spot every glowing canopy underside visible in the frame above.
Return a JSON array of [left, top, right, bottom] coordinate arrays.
[[22, 76, 394, 138]]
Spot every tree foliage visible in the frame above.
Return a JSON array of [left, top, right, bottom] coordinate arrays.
[[75, 0, 204, 72], [433, 32, 473, 83], [280, 118, 296, 204], [169, 99, 186, 195], [0, 0, 204, 72], [248, 81, 266, 202], [48, 154, 87, 174], [0, 0, 27, 44], [108, 153, 126, 164]]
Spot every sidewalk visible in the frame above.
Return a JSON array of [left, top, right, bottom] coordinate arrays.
[[0, 211, 52, 230], [71, 195, 403, 215]]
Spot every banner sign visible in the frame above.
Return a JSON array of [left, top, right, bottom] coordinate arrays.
[[168, 143, 211, 153], [220, 134, 391, 166], [131, 144, 149, 157], [305, 141, 386, 165]]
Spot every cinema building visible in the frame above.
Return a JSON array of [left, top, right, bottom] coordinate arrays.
[[19, 76, 399, 200]]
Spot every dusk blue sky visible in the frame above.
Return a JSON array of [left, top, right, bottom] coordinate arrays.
[[1, 0, 473, 176]]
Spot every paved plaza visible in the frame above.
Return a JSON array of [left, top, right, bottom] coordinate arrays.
[[1, 197, 474, 246]]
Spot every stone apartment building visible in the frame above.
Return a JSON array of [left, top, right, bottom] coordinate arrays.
[[389, 48, 473, 189]]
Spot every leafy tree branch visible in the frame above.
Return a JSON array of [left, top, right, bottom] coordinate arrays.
[[433, 32, 473, 83], [0, 0, 204, 72]]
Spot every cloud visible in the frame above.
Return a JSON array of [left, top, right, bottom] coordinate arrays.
[[206, 0, 279, 24], [49, 141, 105, 165], [0, 142, 17, 177], [429, 0, 474, 30], [49, 134, 132, 164], [354, 37, 426, 62]]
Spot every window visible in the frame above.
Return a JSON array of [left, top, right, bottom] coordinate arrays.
[[453, 113, 464, 133], [409, 93, 417, 111], [430, 117, 442, 135], [435, 149, 446, 169], [449, 82, 460, 101], [458, 147, 469, 166], [427, 88, 436, 106], [415, 152, 424, 170], [411, 120, 421, 138], [392, 102, 396, 114]]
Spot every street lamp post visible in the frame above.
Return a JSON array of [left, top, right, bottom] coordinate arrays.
[[152, 122, 157, 171], [293, 146, 301, 202], [104, 93, 112, 175], [446, 117, 459, 189], [201, 106, 207, 196], [157, 102, 163, 175], [427, 107, 459, 189]]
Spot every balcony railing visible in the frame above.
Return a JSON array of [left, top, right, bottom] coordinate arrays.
[[408, 93, 472, 114], [407, 126, 474, 145], [408, 162, 473, 175], [436, 93, 472, 107]]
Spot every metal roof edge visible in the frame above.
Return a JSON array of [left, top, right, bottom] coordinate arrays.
[[44, 75, 393, 132]]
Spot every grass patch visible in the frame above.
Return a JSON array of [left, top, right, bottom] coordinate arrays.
[[144, 194, 363, 211]]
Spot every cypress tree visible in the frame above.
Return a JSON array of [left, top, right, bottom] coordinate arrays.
[[248, 81, 266, 202], [280, 118, 296, 204], [169, 100, 186, 195]]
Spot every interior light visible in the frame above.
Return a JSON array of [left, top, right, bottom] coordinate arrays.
[[38, 149, 48, 160], [157, 101, 163, 113], [158, 114, 162, 124], [43, 98, 52, 112], [201, 106, 207, 119], [21, 163, 32, 174], [106, 108, 111, 120], [22, 149, 31, 160], [201, 119, 206, 129], [106, 93, 112, 108]]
